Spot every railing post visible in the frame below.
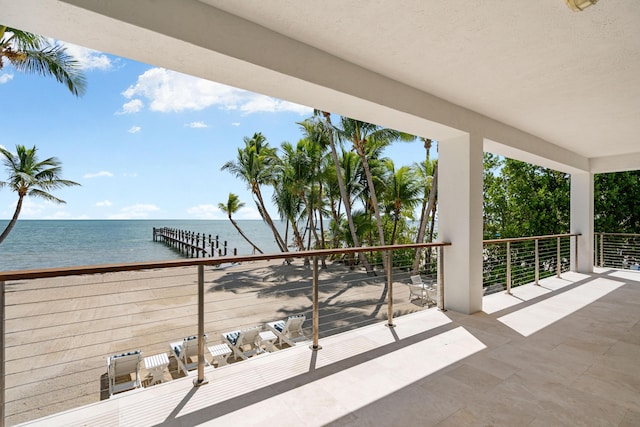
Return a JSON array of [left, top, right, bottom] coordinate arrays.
[[534, 239, 540, 286], [557, 237, 561, 277], [1, 281, 5, 427], [600, 233, 604, 267], [574, 234, 579, 272], [194, 265, 208, 386], [386, 250, 394, 327], [506, 241, 512, 294], [311, 256, 321, 350], [438, 245, 446, 311]]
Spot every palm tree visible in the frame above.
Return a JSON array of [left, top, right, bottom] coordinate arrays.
[[221, 133, 288, 252], [314, 111, 373, 273], [383, 160, 421, 245], [218, 193, 263, 254], [0, 145, 80, 245], [333, 118, 415, 270], [0, 25, 86, 96]]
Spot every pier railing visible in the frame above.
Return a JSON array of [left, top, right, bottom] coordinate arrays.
[[153, 227, 238, 258], [0, 242, 449, 426]]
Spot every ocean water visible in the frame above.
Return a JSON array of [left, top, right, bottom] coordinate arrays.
[[0, 220, 288, 271]]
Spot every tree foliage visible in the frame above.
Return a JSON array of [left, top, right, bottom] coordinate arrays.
[[595, 171, 640, 233], [483, 154, 570, 239]]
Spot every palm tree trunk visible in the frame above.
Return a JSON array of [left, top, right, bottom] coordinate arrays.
[[0, 194, 24, 245], [391, 216, 399, 245], [413, 163, 438, 273], [229, 216, 263, 254], [254, 186, 288, 252], [322, 112, 373, 274], [355, 141, 387, 273]]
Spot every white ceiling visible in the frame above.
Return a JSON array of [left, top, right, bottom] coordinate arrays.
[[3, 0, 639, 168], [200, 0, 640, 160]]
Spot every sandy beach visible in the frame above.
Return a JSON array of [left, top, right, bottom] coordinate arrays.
[[3, 258, 430, 425]]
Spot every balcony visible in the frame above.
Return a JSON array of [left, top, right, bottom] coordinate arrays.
[[1, 237, 639, 426]]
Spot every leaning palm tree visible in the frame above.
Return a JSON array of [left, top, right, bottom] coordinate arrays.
[[0, 145, 80, 245], [0, 25, 86, 96], [218, 193, 263, 254], [221, 133, 288, 252]]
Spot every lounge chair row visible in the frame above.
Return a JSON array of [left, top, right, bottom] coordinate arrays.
[[106, 314, 308, 397], [222, 313, 308, 361]]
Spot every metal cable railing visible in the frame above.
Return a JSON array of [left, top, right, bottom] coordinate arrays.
[[0, 243, 448, 426], [594, 233, 640, 270], [483, 233, 579, 295]]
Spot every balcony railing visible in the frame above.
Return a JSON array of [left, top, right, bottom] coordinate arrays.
[[594, 232, 640, 270], [483, 233, 580, 295], [0, 242, 449, 426]]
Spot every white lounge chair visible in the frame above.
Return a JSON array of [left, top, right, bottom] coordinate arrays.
[[266, 314, 308, 347], [407, 275, 437, 306], [107, 350, 142, 397], [222, 326, 263, 360], [170, 335, 211, 376]]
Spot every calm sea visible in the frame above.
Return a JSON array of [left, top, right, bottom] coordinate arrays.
[[0, 220, 288, 271]]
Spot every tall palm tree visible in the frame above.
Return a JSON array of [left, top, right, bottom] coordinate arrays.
[[314, 111, 373, 273], [0, 145, 80, 244], [218, 193, 263, 254], [0, 25, 86, 96], [333, 117, 415, 270], [221, 133, 288, 252]]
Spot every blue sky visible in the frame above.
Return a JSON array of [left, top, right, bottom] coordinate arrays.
[[0, 39, 429, 220]]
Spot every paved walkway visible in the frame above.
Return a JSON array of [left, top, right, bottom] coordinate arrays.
[[20, 268, 640, 426]]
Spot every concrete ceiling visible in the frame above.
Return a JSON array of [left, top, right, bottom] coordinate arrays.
[[200, 0, 640, 160], [2, 0, 639, 169]]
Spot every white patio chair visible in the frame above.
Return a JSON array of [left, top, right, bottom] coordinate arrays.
[[265, 314, 308, 347], [408, 275, 437, 306], [170, 334, 211, 376], [107, 350, 142, 397], [222, 326, 264, 360]]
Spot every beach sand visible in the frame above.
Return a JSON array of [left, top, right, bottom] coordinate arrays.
[[3, 258, 430, 425]]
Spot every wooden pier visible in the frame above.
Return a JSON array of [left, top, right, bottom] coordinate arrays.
[[153, 227, 237, 258]]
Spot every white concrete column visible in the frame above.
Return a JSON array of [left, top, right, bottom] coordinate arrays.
[[570, 171, 594, 273], [438, 133, 484, 314]]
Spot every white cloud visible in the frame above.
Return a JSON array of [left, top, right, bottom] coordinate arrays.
[[0, 73, 13, 84], [186, 121, 208, 128], [122, 172, 138, 178], [121, 68, 312, 115], [59, 42, 114, 71], [128, 126, 142, 134], [95, 200, 112, 207], [231, 122, 241, 127], [239, 94, 311, 115], [234, 205, 263, 220], [109, 203, 160, 219], [83, 171, 113, 179], [116, 99, 144, 115], [186, 204, 225, 219]]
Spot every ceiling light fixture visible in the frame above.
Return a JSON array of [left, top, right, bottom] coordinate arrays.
[[566, 0, 599, 12]]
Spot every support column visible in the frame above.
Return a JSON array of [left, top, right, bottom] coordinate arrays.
[[438, 133, 484, 314], [571, 171, 594, 273]]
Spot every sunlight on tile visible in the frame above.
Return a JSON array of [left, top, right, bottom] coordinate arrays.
[[213, 327, 486, 426], [497, 278, 625, 337]]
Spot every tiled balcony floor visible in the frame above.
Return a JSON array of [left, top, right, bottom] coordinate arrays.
[[20, 268, 640, 426]]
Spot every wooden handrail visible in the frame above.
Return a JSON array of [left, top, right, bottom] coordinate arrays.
[[0, 242, 451, 281]]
